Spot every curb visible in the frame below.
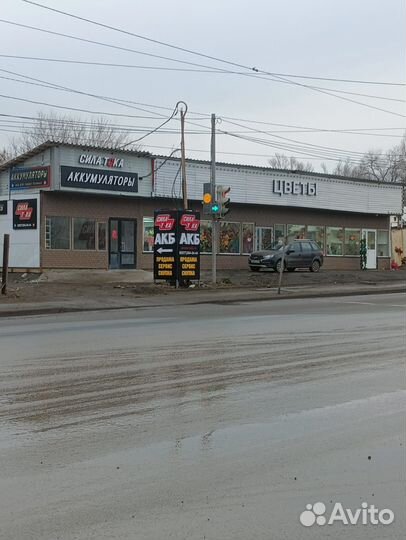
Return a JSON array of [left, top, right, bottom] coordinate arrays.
[[0, 285, 404, 318]]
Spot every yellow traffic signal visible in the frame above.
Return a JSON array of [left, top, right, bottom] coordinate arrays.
[[203, 192, 212, 204]]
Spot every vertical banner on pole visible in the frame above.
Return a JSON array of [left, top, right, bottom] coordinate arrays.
[[153, 210, 177, 281], [153, 210, 200, 283], [178, 210, 200, 281]]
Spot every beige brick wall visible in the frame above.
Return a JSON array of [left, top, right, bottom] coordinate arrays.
[[40, 192, 391, 271]]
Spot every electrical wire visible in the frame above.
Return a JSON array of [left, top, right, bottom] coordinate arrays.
[[0, 54, 406, 95], [0, 68, 404, 140], [1, 17, 405, 119], [20, 0, 406, 87], [118, 102, 182, 148], [139, 147, 181, 179]]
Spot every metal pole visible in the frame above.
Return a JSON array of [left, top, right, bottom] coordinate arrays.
[[180, 107, 188, 210], [1, 234, 10, 295], [277, 239, 286, 295], [210, 113, 217, 285]]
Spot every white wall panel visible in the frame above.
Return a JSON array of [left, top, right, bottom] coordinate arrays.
[[154, 159, 402, 215], [57, 147, 153, 198], [0, 195, 40, 268]]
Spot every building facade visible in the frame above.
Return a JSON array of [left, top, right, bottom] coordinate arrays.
[[0, 142, 402, 272]]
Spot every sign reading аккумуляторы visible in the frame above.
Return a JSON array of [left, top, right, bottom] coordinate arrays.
[[10, 166, 51, 190], [60, 166, 138, 193]]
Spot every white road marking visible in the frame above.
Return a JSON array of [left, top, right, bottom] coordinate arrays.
[[341, 300, 405, 308]]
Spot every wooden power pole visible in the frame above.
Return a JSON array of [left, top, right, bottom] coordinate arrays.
[[180, 105, 188, 210]]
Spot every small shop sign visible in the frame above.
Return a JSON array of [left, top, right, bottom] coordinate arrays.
[[13, 199, 37, 230], [10, 166, 51, 190]]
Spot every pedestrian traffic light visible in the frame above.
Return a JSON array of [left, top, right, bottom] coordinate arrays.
[[216, 185, 231, 218]]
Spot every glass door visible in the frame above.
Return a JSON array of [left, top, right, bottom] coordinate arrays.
[[362, 229, 377, 269], [109, 219, 136, 269]]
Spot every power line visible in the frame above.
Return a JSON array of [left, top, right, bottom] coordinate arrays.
[[145, 143, 404, 163], [0, 70, 403, 161], [1, 58, 403, 104], [1, 112, 404, 139], [0, 93, 172, 119], [1, 17, 405, 119], [1, 66, 405, 142], [1, 53, 405, 94], [118, 102, 181, 148], [2, 115, 403, 139], [21, 0, 406, 87], [219, 131, 402, 164], [220, 119, 375, 157]]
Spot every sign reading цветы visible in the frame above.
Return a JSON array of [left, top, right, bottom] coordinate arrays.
[[60, 166, 138, 193]]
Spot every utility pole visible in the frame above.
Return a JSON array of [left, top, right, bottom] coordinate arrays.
[[210, 113, 217, 285], [180, 104, 188, 210]]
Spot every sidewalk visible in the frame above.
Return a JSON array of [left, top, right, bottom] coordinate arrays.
[[0, 269, 404, 318]]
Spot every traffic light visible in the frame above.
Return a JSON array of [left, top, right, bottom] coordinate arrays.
[[216, 185, 231, 218], [202, 183, 214, 217]]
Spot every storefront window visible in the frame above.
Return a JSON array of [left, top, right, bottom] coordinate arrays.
[[143, 217, 154, 252], [45, 216, 71, 250], [255, 227, 273, 251], [98, 222, 107, 250], [377, 230, 389, 257], [219, 222, 240, 254], [326, 227, 344, 255], [200, 220, 212, 253], [287, 224, 306, 243], [73, 218, 95, 250], [307, 225, 325, 252], [274, 224, 285, 244], [344, 228, 361, 256], [242, 223, 254, 253]]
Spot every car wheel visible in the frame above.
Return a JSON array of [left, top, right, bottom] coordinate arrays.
[[275, 259, 285, 273], [250, 266, 260, 272], [287, 267, 296, 272], [310, 259, 320, 272]]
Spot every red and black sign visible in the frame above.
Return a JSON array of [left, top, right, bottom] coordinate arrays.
[[153, 210, 200, 282], [13, 199, 37, 230], [178, 212, 200, 280], [154, 210, 178, 281], [10, 166, 50, 190]]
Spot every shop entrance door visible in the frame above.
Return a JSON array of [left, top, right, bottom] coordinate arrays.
[[109, 219, 137, 269], [362, 229, 377, 269]]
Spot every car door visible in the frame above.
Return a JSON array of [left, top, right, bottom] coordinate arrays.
[[286, 243, 302, 268], [300, 241, 313, 266]]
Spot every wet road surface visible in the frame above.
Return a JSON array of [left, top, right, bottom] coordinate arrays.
[[0, 293, 405, 539]]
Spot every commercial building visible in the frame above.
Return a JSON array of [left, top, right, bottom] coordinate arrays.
[[0, 141, 402, 272]]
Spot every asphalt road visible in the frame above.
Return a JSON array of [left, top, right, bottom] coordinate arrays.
[[0, 293, 405, 540]]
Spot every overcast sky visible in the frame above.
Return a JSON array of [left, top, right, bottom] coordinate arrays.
[[0, 0, 405, 170]]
